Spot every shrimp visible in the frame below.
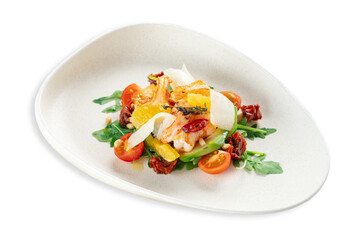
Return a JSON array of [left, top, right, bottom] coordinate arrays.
[[133, 76, 171, 107], [161, 108, 216, 152], [170, 80, 210, 103]]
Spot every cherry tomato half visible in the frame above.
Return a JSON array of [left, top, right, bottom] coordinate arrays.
[[198, 150, 231, 174], [220, 91, 242, 109], [121, 83, 141, 108], [114, 133, 144, 162]]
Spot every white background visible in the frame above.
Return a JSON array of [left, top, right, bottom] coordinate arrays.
[[1, 1, 359, 239]]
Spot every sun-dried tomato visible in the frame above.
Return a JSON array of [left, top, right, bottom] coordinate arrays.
[[148, 72, 164, 85], [226, 131, 247, 159], [149, 155, 177, 175], [119, 107, 132, 126], [182, 119, 209, 133], [240, 104, 262, 121]]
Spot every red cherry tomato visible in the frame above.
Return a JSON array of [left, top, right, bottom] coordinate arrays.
[[182, 119, 209, 133], [114, 133, 144, 162], [121, 84, 141, 108], [198, 150, 231, 174], [220, 91, 242, 109]]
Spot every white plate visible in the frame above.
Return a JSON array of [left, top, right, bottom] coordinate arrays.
[[35, 23, 330, 214]]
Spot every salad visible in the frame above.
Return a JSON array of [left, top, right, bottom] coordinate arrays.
[[92, 65, 283, 175]]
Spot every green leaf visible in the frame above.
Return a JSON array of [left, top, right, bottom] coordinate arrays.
[[101, 100, 122, 113], [233, 158, 241, 168], [174, 160, 185, 170], [143, 144, 153, 158], [260, 128, 277, 135], [209, 86, 214, 90], [93, 91, 123, 113], [241, 150, 283, 175], [93, 90, 122, 105], [185, 162, 198, 170], [92, 127, 114, 143], [148, 76, 158, 81], [238, 117, 247, 126], [167, 85, 173, 92], [237, 121, 276, 140], [92, 120, 133, 147], [190, 156, 202, 165], [245, 161, 254, 171], [253, 161, 283, 175], [254, 132, 266, 139], [247, 131, 255, 140]]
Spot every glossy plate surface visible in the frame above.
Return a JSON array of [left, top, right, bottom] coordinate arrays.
[[35, 24, 330, 213]]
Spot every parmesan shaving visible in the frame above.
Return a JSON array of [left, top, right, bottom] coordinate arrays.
[[210, 90, 235, 131], [127, 113, 176, 150], [164, 64, 195, 89]]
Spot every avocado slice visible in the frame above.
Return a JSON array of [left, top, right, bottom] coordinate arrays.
[[227, 106, 238, 138], [179, 128, 229, 162], [179, 106, 237, 162]]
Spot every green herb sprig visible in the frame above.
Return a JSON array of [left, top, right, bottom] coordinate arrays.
[[162, 105, 208, 116], [93, 90, 123, 113], [233, 150, 283, 175]]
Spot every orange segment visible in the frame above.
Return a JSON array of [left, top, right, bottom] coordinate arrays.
[[170, 80, 210, 102], [130, 104, 171, 128], [187, 93, 211, 108], [145, 135, 180, 162]]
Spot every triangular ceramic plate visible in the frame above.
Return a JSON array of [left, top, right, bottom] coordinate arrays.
[[35, 23, 330, 214]]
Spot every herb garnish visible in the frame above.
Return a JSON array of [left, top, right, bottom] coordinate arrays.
[[93, 90, 123, 113], [233, 150, 283, 175], [148, 75, 158, 81], [162, 105, 208, 116]]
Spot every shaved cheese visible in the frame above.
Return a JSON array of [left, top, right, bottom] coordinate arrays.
[[181, 64, 195, 82], [155, 114, 176, 140], [164, 64, 195, 89], [210, 90, 235, 131], [127, 113, 176, 150]]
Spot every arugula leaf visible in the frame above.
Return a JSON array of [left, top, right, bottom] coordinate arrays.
[[238, 117, 247, 126], [174, 160, 185, 170], [260, 127, 277, 135], [93, 90, 122, 105], [174, 157, 201, 171], [237, 117, 276, 140], [143, 142, 163, 168], [101, 99, 122, 113], [92, 120, 133, 147], [253, 161, 283, 175], [185, 162, 198, 170], [254, 131, 266, 139], [246, 131, 255, 140], [238, 150, 283, 175], [93, 91, 123, 113]]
